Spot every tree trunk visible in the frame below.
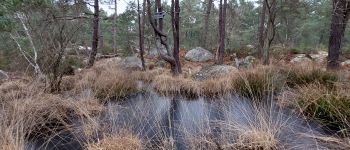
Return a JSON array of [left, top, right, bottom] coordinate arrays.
[[258, 0, 267, 58], [146, 0, 181, 75], [263, 0, 276, 65], [138, 0, 146, 70], [203, 0, 213, 49], [156, 0, 163, 31], [87, 0, 99, 68], [155, 0, 171, 55], [99, 21, 104, 51], [172, 0, 182, 75], [112, 0, 117, 53], [327, 0, 350, 69], [216, 0, 226, 65]]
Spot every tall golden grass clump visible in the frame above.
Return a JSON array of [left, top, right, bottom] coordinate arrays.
[[72, 92, 105, 117], [153, 74, 200, 97], [130, 68, 164, 82], [0, 80, 31, 103], [0, 91, 72, 150], [74, 64, 138, 99], [231, 66, 282, 100], [0, 79, 106, 150], [230, 109, 282, 150], [285, 66, 338, 88], [200, 76, 234, 97]]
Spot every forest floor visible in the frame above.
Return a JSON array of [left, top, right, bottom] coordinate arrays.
[[1, 52, 350, 149]]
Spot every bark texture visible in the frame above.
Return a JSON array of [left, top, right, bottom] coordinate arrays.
[[138, 0, 146, 70], [328, 0, 350, 69], [203, 0, 213, 49], [258, 0, 267, 58], [146, 0, 181, 75], [262, 0, 277, 65], [216, 0, 227, 65], [87, 0, 99, 68]]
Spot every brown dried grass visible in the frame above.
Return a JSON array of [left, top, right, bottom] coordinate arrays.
[[86, 131, 141, 150]]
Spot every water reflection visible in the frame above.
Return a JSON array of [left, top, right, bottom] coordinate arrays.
[[28, 91, 329, 150]]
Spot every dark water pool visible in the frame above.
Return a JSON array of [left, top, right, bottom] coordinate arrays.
[[28, 90, 330, 150]]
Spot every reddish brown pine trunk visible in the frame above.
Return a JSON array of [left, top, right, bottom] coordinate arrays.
[[203, 0, 213, 49], [138, 0, 146, 70], [172, 0, 181, 75], [87, 0, 99, 68], [328, 0, 350, 69], [263, 0, 277, 65], [258, 0, 267, 58], [216, 0, 226, 65]]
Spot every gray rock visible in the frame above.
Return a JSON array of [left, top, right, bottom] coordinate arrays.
[[290, 54, 312, 64], [0, 70, 9, 80], [233, 56, 256, 69], [121, 56, 143, 70], [193, 65, 238, 81], [246, 44, 255, 49], [310, 51, 328, 63], [185, 47, 214, 62], [341, 60, 350, 67], [147, 48, 167, 58]]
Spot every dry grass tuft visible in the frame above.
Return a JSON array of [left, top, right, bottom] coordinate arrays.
[[200, 76, 233, 97], [232, 66, 282, 100], [74, 65, 138, 99], [130, 68, 164, 82], [0, 80, 31, 102], [153, 66, 283, 98], [0, 91, 72, 149], [153, 74, 200, 97], [285, 66, 338, 88], [73, 93, 105, 117], [307, 135, 350, 150], [235, 129, 278, 150], [0, 80, 105, 149], [86, 131, 141, 150], [60, 75, 78, 91], [284, 83, 350, 134]]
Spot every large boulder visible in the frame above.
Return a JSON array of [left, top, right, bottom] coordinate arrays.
[[0, 70, 9, 80], [290, 54, 312, 64], [121, 56, 143, 70], [310, 51, 328, 63], [341, 60, 350, 67], [192, 65, 238, 81], [185, 47, 214, 62]]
